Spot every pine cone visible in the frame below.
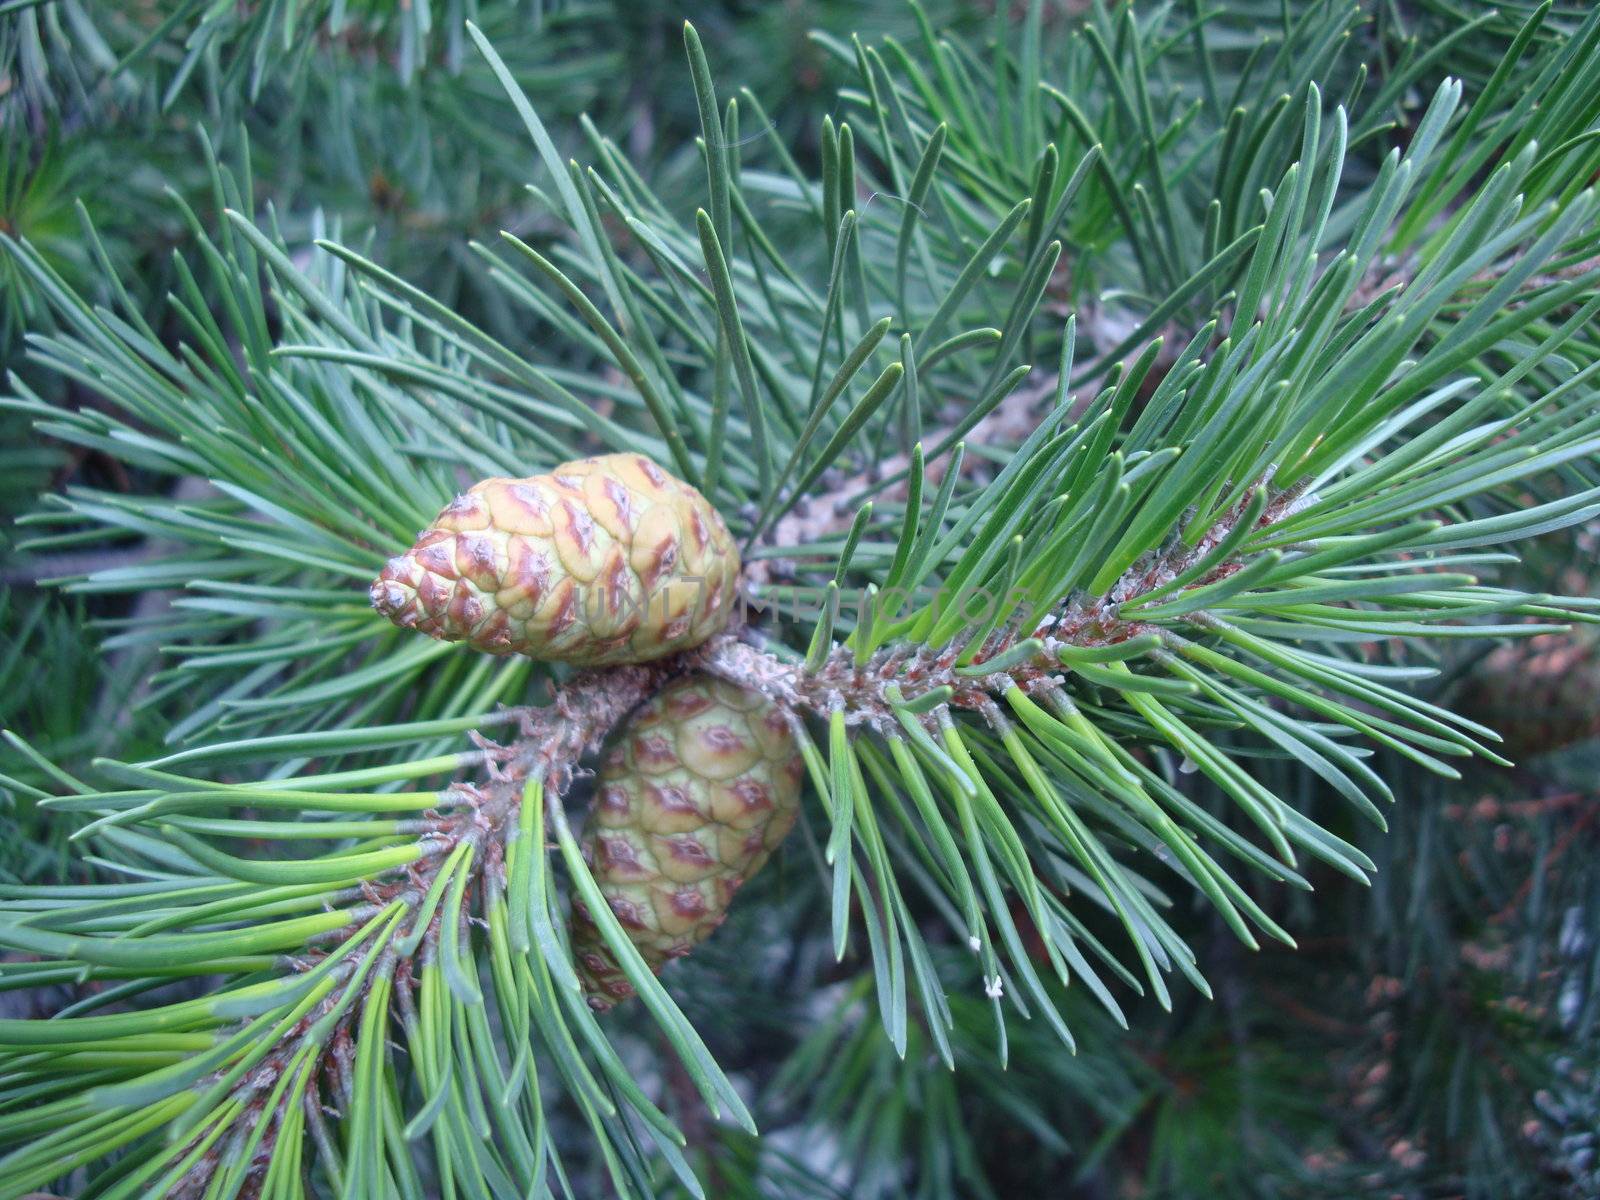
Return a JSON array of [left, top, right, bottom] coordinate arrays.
[[371, 453, 740, 666], [570, 673, 805, 1010], [1461, 631, 1600, 758]]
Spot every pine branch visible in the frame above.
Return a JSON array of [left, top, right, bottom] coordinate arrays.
[[4, 4, 1600, 1196], [750, 368, 1066, 582], [731, 472, 1302, 717]]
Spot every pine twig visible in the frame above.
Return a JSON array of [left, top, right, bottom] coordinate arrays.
[[748, 371, 1065, 584], [707, 476, 1302, 730]]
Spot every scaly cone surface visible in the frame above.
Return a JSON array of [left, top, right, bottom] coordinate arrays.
[[1461, 630, 1600, 759], [571, 673, 805, 1010], [371, 453, 740, 665]]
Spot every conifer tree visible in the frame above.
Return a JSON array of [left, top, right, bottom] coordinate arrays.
[[2, 2, 1599, 1197]]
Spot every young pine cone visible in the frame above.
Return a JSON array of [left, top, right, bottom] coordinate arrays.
[[371, 453, 740, 666], [571, 673, 805, 1011]]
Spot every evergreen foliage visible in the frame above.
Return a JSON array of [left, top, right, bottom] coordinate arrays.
[[2, 2, 1599, 1196]]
